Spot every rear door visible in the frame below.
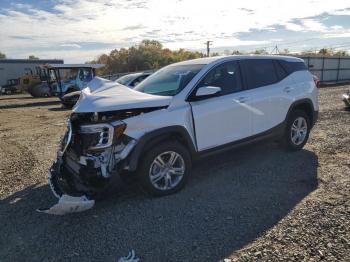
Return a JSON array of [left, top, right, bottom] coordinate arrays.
[[190, 61, 253, 151], [240, 59, 295, 135]]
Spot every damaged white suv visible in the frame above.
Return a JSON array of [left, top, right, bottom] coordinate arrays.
[[50, 55, 318, 200]]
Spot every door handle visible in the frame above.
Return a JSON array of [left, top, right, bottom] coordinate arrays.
[[283, 86, 293, 93], [237, 97, 248, 103]]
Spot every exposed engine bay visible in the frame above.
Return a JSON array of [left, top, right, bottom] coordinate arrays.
[[40, 107, 162, 215], [38, 77, 175, 215]]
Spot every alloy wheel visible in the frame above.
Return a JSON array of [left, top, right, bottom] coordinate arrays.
[[149, 151, 185, 191], [290, 117, 308, 146]]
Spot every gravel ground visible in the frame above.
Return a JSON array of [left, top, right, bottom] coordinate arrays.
[[0, 86, 349, 262]]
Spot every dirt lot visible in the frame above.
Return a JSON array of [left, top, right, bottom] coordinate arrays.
[[0, 86, 349, 262]]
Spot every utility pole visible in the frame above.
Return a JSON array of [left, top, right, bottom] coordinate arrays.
[[204, 41, 213, 57], [271, 45, 280, 55]]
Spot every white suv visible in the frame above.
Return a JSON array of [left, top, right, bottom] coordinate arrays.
[[50, 55, 318, 199]]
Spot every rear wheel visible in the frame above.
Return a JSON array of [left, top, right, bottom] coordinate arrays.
[[282, 110, 310, 151], [137, 141, 191, 196]]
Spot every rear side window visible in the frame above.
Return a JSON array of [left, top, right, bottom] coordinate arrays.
[[242, 59, 278, 89], [278, 60, 307, 74]]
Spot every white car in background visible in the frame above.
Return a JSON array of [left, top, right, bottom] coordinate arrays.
[[49, 55, 319, 202], [115, 72, 152, 87]]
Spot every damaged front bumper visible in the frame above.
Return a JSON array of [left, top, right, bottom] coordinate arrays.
[[41, 117, 137, 214]]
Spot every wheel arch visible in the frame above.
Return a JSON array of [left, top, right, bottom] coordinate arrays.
[[286, 99, 317, 127], [127, 126, 196, 172]]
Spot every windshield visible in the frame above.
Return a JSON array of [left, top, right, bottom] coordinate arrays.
[[134, 64, 204, 96], [116, 74, 138, 86]]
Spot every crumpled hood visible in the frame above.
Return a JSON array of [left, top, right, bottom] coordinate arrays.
[[73, 77, 172, 113]]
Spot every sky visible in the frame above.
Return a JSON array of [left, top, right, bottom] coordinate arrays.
[[0, 0, 350, 63]]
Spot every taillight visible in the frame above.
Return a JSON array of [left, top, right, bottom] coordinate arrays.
[[312, 76, 320, 88], [315, 80, 320, 88]]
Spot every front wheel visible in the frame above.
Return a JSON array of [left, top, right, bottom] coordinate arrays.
[[137, 141, 192, 196], [282, 110, 310, 151]]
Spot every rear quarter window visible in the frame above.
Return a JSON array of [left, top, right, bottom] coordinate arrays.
[[278, 60, 307, 74], [273, 60, 288, 80]]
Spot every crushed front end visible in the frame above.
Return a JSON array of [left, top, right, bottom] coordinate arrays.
[[49, 112, 137, 200]]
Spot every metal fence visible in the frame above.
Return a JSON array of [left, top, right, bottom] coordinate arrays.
[[298, 56, 350, 84]]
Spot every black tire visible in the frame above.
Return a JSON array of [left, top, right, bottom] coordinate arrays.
[[65, 87, 79, 95], [282, 109, 310, 151], [137, 141, 192, 196]]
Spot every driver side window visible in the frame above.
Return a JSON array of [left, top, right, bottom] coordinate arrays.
[[198, 61, 243, 96]]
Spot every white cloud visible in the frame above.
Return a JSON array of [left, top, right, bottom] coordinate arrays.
[[301, 19, 327, 32], [0, 0, 349, 62], [330, 25, 343, 30], [11, 3, 32, 9], [285, 23, 304, 32], [60, 43, 82, 48]]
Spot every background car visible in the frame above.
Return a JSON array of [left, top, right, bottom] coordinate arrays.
[[60, 90, 81, 108], [59, 72, 152, 108], [115, 72, 152, 87]]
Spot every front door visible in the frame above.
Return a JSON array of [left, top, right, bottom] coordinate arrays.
[[190, 61, 252, 151]]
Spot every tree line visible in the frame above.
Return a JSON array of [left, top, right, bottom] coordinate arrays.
[[1, 40, 349, 74], [87, 40, 205, 75], [0, 52, 39, 60], [88, 41, 350, 74]]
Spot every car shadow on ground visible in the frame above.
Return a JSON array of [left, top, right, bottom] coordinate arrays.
[[48, 107, 71, 111], [0, 142, 318, 262]]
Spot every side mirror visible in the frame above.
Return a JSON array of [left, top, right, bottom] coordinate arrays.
[[195, 86, 221, 97]]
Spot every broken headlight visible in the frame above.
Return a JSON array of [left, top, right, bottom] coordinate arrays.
[[79, 121, 126, 150]]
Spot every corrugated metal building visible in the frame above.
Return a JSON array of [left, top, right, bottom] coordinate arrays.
[[0, 59, 64, 86]]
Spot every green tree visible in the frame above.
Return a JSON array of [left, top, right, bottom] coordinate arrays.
[[253, 49, 268, 55], [333, 50, 349, 56], [91, 39, 205, 74], [301, 49, 317, 56], [28, 55, 39, 59], [281, 48, 290, 54], [318, 48, 331, 56], [231, 50, 243, 55], [0, 51, 6, 59]]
